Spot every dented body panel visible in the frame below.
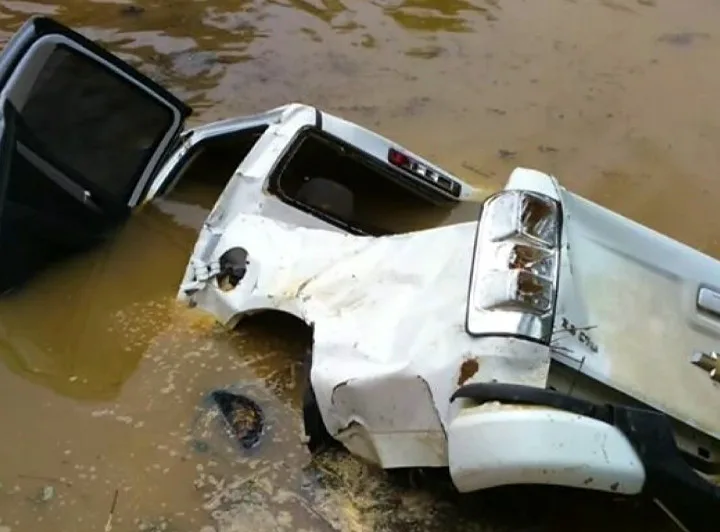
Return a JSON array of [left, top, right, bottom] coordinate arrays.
[[180, 213, 551, 468], [500, 169, 720, 443], [179, 137, 720, 517], [551, 184, 720, 441]]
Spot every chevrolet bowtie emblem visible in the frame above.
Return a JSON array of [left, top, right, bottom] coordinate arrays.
[[691, 351, 720, 382]]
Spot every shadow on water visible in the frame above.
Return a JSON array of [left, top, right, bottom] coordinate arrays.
[[0, 204, 198, 401]]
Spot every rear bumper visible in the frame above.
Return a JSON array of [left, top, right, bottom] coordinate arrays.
[[449, 383, 720, 532], [448, 403, 645, 494]]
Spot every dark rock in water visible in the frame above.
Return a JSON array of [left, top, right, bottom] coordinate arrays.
[[187, 383, 300, 466], [211, 390, 265, 450]]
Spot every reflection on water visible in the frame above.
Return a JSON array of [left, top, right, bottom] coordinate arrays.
[[0, 206, 196, 401], [269, 0, 349, 24], [0, 0, 718, 529], [383, 0, 494, 32]]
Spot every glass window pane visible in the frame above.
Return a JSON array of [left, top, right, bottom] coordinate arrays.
[[18, 44, 174, 202]]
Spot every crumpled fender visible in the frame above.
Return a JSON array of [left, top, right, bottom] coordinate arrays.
[[179, 214, 552, 468]]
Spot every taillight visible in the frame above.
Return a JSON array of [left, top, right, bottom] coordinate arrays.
[[466, 190, 561, 342], [387, 147, 461, 198], [388, 148, 410, 167]]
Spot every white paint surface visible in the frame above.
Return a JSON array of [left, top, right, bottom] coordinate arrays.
[[448, 402, 646, 494], [180, 212, 552, 468]]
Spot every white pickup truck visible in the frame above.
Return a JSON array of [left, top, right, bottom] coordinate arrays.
[[1, 16, 717, 532], [178, 164, 720, 532]]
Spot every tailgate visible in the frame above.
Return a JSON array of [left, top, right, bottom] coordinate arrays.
[[554, 190, 720, 441]]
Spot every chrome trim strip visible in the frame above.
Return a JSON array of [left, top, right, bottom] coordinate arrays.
[[697, 286, 720, 318]]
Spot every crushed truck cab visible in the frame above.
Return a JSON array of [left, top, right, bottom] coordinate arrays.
[[180, 166, 720, 532]]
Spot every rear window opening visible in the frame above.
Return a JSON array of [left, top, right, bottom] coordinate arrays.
[[164, 126, 267, 210], [268, 130, 459, 236]]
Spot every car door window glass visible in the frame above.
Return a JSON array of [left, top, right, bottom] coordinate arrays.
[[15, 43, 175, 202]]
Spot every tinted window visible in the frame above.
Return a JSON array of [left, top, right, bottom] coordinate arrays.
[[0, 101, 109, 293], [17, 44, 175, 202], [270, 132, 463, 235]]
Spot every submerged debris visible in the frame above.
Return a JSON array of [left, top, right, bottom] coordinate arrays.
[[657, 32, 710, 46], [104, 489, 119, 532], [35, 485, 55, 503], [538, 145, 559, 153], [212, 390, 265, 450], [191, 439, 211, 454]]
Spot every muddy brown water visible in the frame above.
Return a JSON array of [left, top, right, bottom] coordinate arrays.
[[1, 0, 718, 530]]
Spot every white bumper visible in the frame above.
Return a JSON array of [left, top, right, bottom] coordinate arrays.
[[448, 402, 646, 495]]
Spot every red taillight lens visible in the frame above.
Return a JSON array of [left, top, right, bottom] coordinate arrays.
[[387, 147, 461, 198], [388, 148, 410, 168]]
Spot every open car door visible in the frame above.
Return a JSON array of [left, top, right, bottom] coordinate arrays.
[[0, 16, 191, 292]]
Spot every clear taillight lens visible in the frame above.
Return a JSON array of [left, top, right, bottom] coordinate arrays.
[[467, 190, 560, 342], [487, 192, 559, 248], [473, 269, 554, 315]]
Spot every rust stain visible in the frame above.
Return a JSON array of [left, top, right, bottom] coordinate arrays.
[[458, 358, 480, 386]]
